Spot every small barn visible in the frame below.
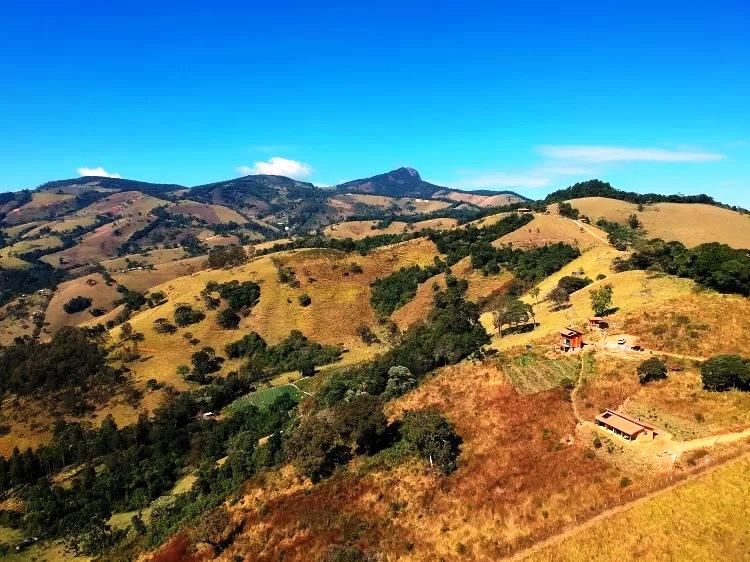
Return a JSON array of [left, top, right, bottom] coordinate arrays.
[[560, 328, 583, 351], [517, 208, 533, 214], [595, 409, 658, 441], [588, 317, 608, 329]]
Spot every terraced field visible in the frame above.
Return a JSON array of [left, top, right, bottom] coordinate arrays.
[[503, 355, 580, 395]]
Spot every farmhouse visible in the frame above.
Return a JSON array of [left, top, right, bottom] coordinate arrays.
[[595, 409, 658, 441], [517, 207, 532, 214], [559, 328, 583, 351]]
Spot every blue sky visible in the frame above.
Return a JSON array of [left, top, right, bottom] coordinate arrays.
[[1, 0, 748, 205]]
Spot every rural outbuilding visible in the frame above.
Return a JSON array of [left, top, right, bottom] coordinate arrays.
[[595, 409, 658, 441], [560, 328, 583, 351], [588, 317, 608, 329]]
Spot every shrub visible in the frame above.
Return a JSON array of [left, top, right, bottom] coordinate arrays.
[[637, 357, 668, 384], [217, 308, 240, 329], [63, 296, 92, 314], [89, 308, 106, 317], [557, 201, 580, 219], [298, 293, 312, 307], [153, 318, 177, 334], [557, 275, 592, 294], [174, 305, 205, 327], [355, 324, 379, 345]]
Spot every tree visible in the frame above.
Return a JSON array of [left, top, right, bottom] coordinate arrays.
[[287, 417, 350, 482], [146, 291, 167, 307], [190, 347, 224, 381], [174, 305, 205, 327], [382, 365, 416, 399], [557, 275, 592, 294], [530, 286, 541, 304], [298, 293, 312, 307], [701, 355, 750, 391], [63, 296, 92, 314], [492, 294, 532, 336], [627, 213, 641, 229], [400, 409, 462, 474], [153, 318, 177, 334], [217, 308, 240, 329], [637, 357, 667, 384], [547, 286, 569, 310], [589, 284, 613, 316], [557, 201, 580, 219], [207, 245, 247, 269], [331, 394, 387, 454]]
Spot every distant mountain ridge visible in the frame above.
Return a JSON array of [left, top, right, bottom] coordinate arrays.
[[335, 167, 447, 199]]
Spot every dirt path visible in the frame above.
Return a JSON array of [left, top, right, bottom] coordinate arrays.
[[571, 219, 610, 245], [505, 450, 750, 561], [289, 382, 313, 396]]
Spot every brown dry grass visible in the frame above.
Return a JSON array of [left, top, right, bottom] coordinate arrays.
[[325, 218, 458, 240], [438, 191, 526, 207], [214, 361, 665, 562], [560, 197, 750, 249], [114, 238, 440, 390], [42, 273, 120, 337], [390, 273, 446, 330], [3, 192, 75, 224], [451, 256, 516, 302], [168, 201, 246, 224], [495, 214, 608, 250], [41, 216, 155, 267], [617, 292, 750, 357], [525, 455, 750, 562]]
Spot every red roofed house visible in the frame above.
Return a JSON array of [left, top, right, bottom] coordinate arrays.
[[595, 409, 658, 441], [560, 328, 583, 351]]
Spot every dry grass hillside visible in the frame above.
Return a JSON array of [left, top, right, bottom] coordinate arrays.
[[558, 197, 750, 248], [43, 273, 121, 337], [324, 218, 457, 240], [0, 236, 64, 269], [41, 216, 155, 267], [495, 214, 608, 250], [3, 192, 75, 224], [167, 201, 247, 224], [115, 238, 440, 390], [436, 190, 526, 207], [482, 268, 696, 352], [328, 193, 452, 216], [213, 361, 699, 562], [525, 455, 750, 562]]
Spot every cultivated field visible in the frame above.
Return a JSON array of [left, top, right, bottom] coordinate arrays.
[[559, 197, 750, 248]]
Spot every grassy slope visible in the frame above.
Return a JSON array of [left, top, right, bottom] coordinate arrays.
[[42, 273, 120, 337], [495, 213, 608, 250], [113, 238, 440, 391], [562, 197, 750, 249], [525, 455, 750, 562]]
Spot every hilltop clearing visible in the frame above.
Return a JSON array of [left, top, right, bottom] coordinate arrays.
[[495, 213, 609, 250], [166, 201, 247, 224], [555, 197, 750, 249]]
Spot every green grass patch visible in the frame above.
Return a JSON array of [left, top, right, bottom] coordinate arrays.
[[504, 355, 580, 395], [225, 384, 301, 413]]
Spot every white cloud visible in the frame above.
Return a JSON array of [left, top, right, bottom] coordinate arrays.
[[77, 166, 121, 178], [237, 157, 312, 178], [538, 145, 725, 163]]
